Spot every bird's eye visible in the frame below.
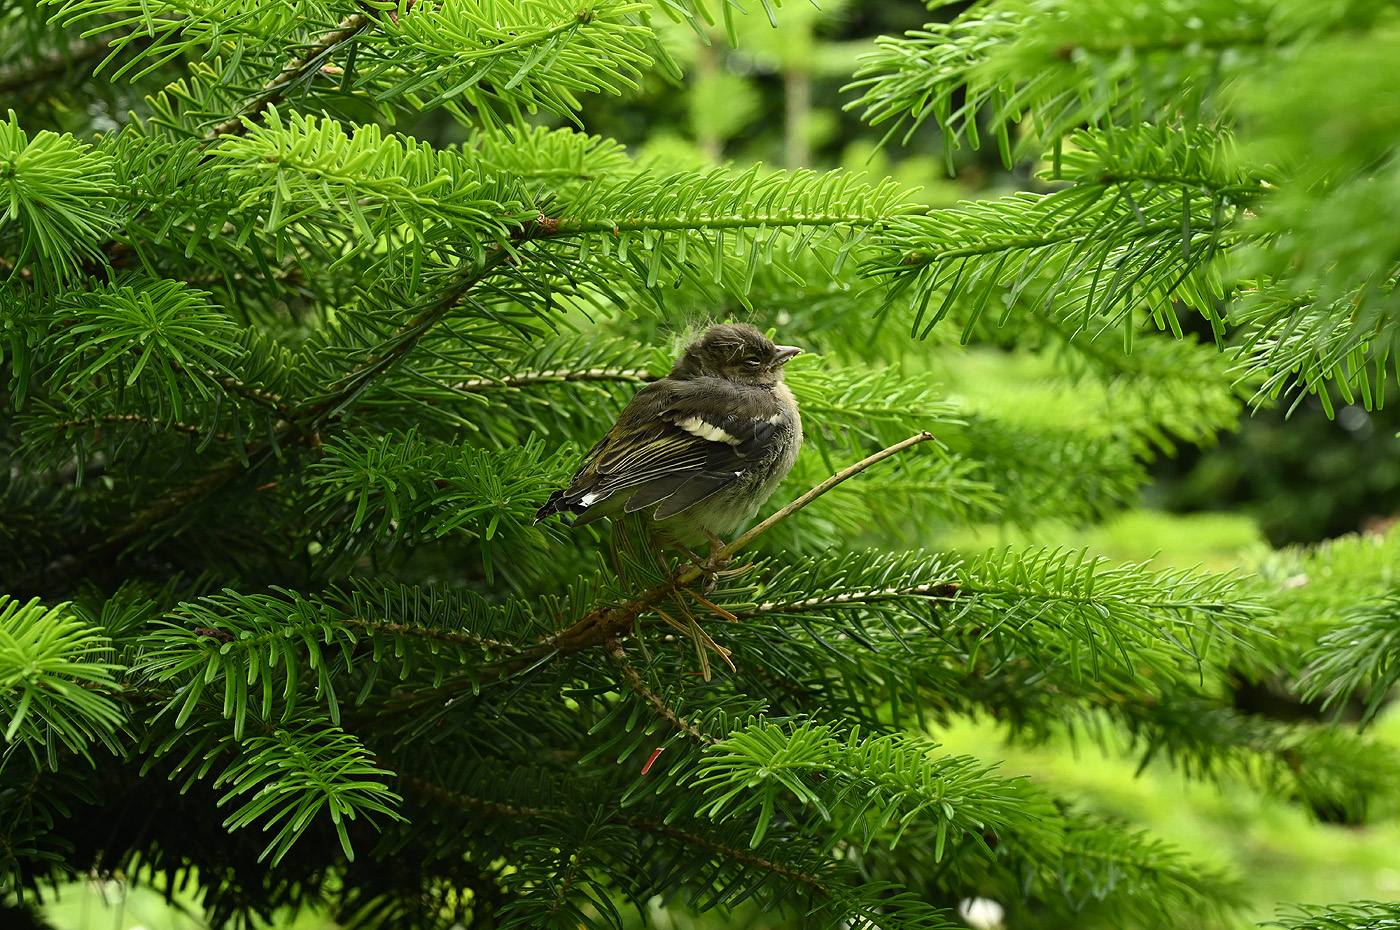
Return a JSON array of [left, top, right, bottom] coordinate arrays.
[[742, 357, 763, 369]]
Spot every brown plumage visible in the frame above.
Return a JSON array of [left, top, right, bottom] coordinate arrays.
[[535, 323, 803, 546]]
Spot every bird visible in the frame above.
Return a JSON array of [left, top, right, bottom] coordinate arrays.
[[535, 323, 803, 560]]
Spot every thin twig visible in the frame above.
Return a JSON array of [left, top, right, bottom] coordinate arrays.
[[212, 375, 289, 415], [686, 430, 936, 583], [339, 617, 514, 651]]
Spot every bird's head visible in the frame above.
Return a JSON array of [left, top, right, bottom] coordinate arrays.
[[672, 323, 802, 385]]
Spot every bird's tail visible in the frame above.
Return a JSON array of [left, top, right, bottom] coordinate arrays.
[[533, 490, 569, 524]]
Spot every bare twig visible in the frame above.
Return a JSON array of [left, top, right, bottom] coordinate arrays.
[[710, 431, 936, 572]]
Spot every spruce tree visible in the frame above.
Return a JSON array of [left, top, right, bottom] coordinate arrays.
[[3, 0, 1400, 928]]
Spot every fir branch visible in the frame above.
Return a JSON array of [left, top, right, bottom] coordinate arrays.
[[1296, 591, 1400, 727], [692, 720, 1043, 850], [955, 547, 1264, 672], [736, 582, 959, 619], [198, 715, 404, 864], [692, 720, 1235, 920], [0, 114, 117, 281], [47, 413, 230, 442], [297, 252, 518, 428], [378, 432, 938, 705], [355, 0, 656, 118], [139, 583, 525, 738], [865, 125, 1254, 341], [605, 636, 714, 745], [449, 367, 654, 392], [1267, 901, 1400, 930], [116, 249, 516, 542], [556, 165, 916, 238], [396, 772, 829, 892], [547, 164, 920, 299], [203, 12, 374, 142], [845, 0, 1393, 166], [338, 616, 513, 652], [0, 597, 126, 763]]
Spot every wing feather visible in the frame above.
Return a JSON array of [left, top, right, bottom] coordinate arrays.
[[545, 376, 788, 522], [650, 471, 741, 520]]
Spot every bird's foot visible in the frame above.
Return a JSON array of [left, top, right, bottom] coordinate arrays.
[[674, 532, 749, 594]]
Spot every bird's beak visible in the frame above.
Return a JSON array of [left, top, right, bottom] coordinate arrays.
[[773, 345, 802, 365]]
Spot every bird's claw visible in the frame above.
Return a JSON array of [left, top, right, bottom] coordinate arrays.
[[675, 532, 738, 593]]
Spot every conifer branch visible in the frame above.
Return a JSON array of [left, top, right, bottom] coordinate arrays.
[[49, 413, 230, 442], [338, 617, 513, 651], [396, 773, 829, 892], [116, 252, 515, 541], [605, 636, 715, 745], [736, 582, 959, 619], [449, 368, 654, 392], [1054, 29, 1268, 58], [296, 253, 517, 428], [373, 432, 940, 709], [203, 12, 374, 142], [554, 214, 893, 235]]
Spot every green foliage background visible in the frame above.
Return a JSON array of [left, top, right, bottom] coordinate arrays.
[[3, 0, 1400, 928]]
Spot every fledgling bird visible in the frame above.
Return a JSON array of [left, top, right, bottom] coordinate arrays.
[[535, 323, 803, 553]]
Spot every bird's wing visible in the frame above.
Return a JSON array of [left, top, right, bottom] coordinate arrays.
[[556, 378, 785, 520]]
